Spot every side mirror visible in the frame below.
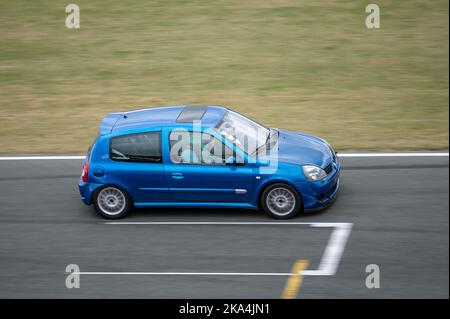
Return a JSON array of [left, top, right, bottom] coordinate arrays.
[[226, 156, 245, 166], [225, 156, 237, 166]]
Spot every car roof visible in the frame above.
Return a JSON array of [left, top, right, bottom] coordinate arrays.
[[100, 105, 228, 135]]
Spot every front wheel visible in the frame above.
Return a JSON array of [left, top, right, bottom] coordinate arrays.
[[92, 186, 132, 219], [261, 183, 301, 219]]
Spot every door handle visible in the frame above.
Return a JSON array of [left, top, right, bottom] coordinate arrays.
[[171, 172, 184, 179]]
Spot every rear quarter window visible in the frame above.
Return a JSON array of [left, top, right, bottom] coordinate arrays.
[[86, 134, 100, 160], [110, 132, 162, 163]]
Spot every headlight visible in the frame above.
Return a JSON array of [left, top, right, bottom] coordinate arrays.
[[302, 165, 327, 181]]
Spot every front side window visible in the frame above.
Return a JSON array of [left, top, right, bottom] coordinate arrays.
[[110, 132, 162, 163], [215, 111, 270, 155], [169, 131, 238, 165]]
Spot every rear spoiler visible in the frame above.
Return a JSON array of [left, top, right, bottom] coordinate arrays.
[[99, 112, 124, 135]]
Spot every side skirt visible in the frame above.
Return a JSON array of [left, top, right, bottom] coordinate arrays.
[[134, 202, 257, 209]]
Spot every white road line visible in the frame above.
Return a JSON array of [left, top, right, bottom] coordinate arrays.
[[75, 272, 292, 276], [0, 156, 85, 160], [338, 153, 448, 157], [90, 221, 353, 277], [0, 153, 447, 160], [302, 223, 353, 276], [105, 221, 327, 225]]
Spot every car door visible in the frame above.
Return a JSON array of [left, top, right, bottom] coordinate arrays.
[[162, 128, 254, 203], [108, 130, 173, 203]]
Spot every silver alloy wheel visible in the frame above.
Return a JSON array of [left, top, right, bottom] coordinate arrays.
[[97, 187, 126, 216], [266, 187, 296, 216]]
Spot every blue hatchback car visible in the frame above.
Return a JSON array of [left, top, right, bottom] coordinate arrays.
[[79, 105, 340, 219]]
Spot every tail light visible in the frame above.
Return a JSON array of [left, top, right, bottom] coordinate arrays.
[[81, 162, 90, 183]]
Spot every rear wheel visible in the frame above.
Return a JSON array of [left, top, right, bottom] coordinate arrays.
[[261, 183, 301, 219], [93, 186, 131, 219]]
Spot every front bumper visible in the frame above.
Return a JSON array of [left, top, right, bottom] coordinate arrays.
[[297, 159, 341, 210], [303, 178, 340, 212]]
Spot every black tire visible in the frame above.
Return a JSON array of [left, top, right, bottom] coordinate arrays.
[[260, 183, 302, 219], [92, 185, 132, 219]]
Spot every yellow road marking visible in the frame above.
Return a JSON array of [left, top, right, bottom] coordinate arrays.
[[281, 260, 309, 299]]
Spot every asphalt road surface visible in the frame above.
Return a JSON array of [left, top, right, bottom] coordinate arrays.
[[0, 155, 448, 298]]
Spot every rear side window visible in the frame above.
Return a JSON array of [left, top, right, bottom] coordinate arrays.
[[110, 132, 162, 163]]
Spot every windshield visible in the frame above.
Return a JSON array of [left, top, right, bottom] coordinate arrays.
[[215, 111, 270, 155]]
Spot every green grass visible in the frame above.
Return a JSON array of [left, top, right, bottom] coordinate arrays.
[[0, 0, 448, 153]]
